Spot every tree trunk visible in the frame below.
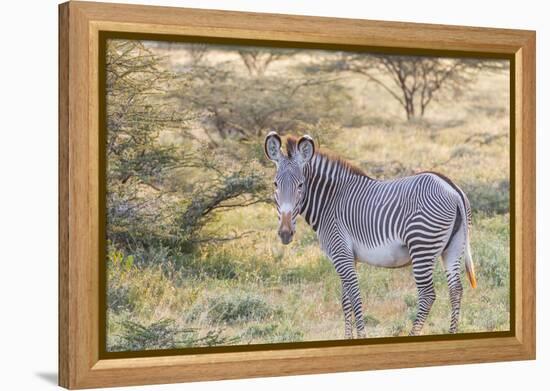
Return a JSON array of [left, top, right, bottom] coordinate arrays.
[[405, 97, 415, 120]]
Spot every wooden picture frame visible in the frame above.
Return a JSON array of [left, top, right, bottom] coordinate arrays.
[[58, 1, 536, 389]]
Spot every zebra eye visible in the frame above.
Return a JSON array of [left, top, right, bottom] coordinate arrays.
[[297, 183, 304, 190], [273, 181, 278, 188]]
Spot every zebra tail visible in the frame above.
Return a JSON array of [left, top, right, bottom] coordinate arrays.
[[464, 240, 477, 289], [457, 193, 477, 289]]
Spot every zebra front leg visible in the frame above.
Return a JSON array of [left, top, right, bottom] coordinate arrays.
[[341, 282, 353, 339], [336, 261, 366, 338]]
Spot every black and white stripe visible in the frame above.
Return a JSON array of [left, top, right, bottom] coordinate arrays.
[[265, 133, 476, 338]]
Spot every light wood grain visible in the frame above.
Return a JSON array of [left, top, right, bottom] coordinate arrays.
[[516, 36, 536, 353], [58, 3, 70, 387], [58, 1, 536, 388]]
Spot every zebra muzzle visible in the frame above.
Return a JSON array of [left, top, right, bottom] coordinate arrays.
[[279, 229, 294, 245], [278, 212, 294, 245]]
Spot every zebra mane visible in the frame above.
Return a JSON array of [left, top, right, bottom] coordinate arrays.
[[285, 135, 369, 177], [285, 136, 299, 158]]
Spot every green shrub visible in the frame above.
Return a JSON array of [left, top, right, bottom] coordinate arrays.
[[205, 292, 278, 325], [242, 323, 279, 339], [108, 284, 133, 314], [173, 248, 279, 283], [280, 257, 333, 283], [180, 252, 239, 280], [109, 318, 192, 351], [107, 249, 136, 313], [108, 318, 239, 352], [478, 254, 509, 287], [272, 325, 304, 342], [363, 313, 380, 327], [107, 246, 193, 318], [390, 320, 407, 336], [242, 323, 304, 343], [404, 294, 416, 309], [471, 213, 510, 288], [130, 245, 172, 268], [463, 179, 509, 215]]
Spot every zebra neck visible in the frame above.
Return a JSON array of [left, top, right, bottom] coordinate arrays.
[[300, 154, 369, 231]]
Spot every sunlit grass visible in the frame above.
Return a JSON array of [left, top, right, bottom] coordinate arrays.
[[107, 209, 509, 349], [106, 69, 510, 351]]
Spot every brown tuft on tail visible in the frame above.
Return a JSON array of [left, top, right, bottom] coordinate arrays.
[[466, 266, 477, 288], [464, 244, 477, 288]]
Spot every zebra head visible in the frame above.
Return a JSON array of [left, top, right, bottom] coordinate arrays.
[[264, 131, 315, 245]]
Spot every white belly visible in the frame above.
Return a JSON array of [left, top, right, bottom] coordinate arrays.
[[354, 239, 411, 268]]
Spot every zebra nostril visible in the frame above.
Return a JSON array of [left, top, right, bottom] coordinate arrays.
[[279, 230, 293, 245]]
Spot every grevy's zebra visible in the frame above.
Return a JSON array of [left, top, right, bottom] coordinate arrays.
[[265, 132, 477, 338]]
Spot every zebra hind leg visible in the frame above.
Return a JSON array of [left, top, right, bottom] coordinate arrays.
[[442, 227, 466, 333], [445, 270, 463, 334], [409, 253, 438, 336]]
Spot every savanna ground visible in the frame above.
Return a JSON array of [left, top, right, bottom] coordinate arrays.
[[106, 40, 510, 351]]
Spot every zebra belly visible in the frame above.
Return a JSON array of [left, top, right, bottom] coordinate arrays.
[[354, 240, 411, 268]]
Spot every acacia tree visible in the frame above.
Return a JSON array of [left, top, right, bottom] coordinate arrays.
[[315, 53, 504, 120], [106, 40, 269, 253], [106, 41, 175, 184], [237, 48, 296, 76], [106, 40, 184, 248], [185, 43, 209, 65], [357, 56, 480, 119], [175, 63, 350, 144]]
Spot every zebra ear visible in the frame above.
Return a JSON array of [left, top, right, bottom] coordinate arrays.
[[264, 131, 282, 163], [297, 135, 315, 164]]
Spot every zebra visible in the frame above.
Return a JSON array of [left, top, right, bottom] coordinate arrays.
[[264, 131, 477, 338]]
